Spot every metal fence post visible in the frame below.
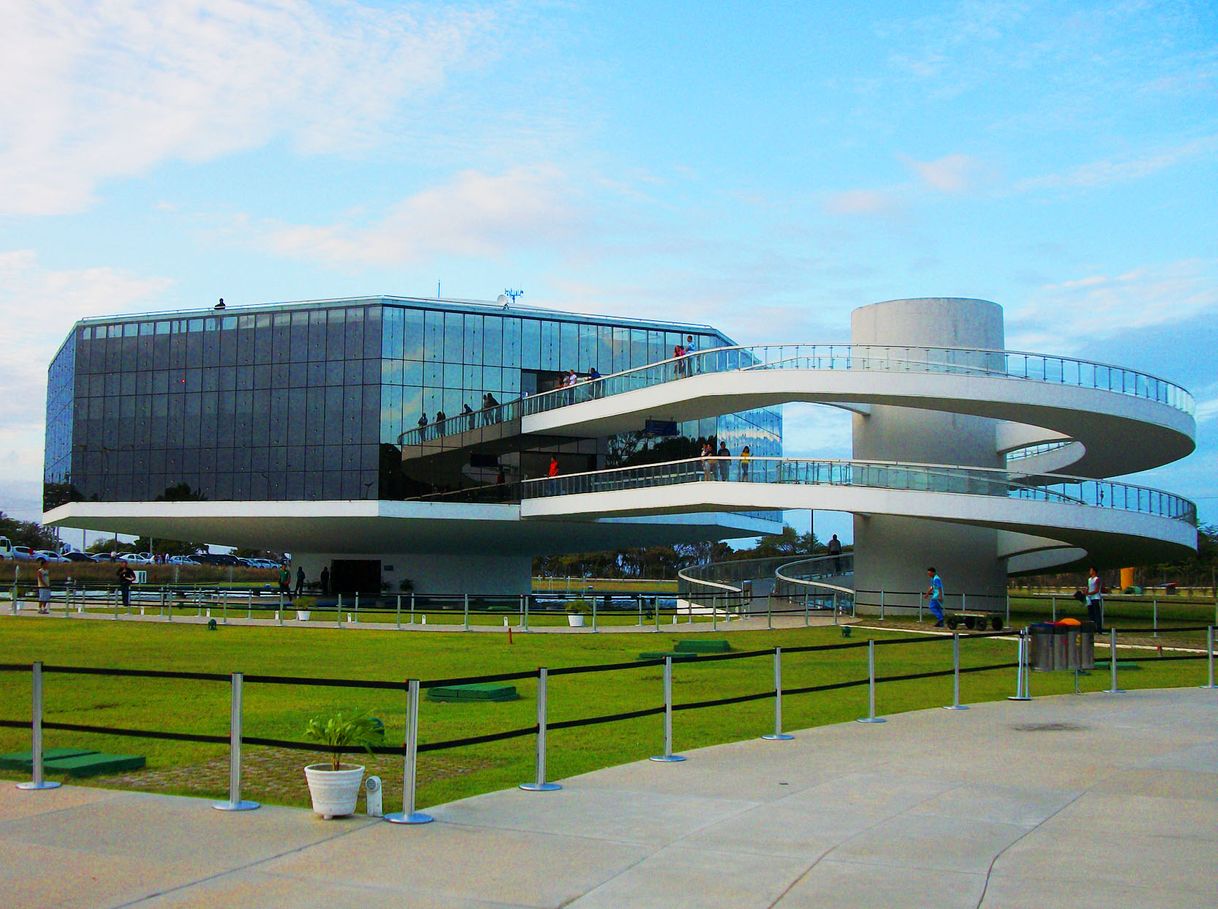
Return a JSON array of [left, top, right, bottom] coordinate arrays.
[[1202, 626, 1216, 690], [1104, 628, 1126, 694], [637, 595, 643, 627], [944, 632, 968, 710], [463, 594, 470, 631], [1051, 594, 1057, 622], [213, 672, 259, 811], [523, 594, 530, 632], [354, 591, 360, 624], [711, 593, 718, 632], [520, 668, 561, 791], [1152, 598, 1158, 637], [395, 594, 402, 630], [857, 640, 886, 723], [385, 679, 433, 825], [649, 657, 686, 762], [762, 648, 794, 740], [1008, 631, 1031, 701], [410, 593, 416, 625], [767, 596, 773, 630], [336, 594, 343, 627], [17, 662, 61, 791], [277, 592, 283, 625], [247, 590, 253, 619], [592, 596, 598, 633], [1005, 592, 1010, 627]]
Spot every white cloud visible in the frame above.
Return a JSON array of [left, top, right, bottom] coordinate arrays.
[[1015, 135, 1218, 193], [823, 189, 903, 216], [0, 1, 498, 215], [1007, 258, 1218, 352], [904, 153, 984, 193], [258, 165, 578, 265], [0, 250, 173, 520]]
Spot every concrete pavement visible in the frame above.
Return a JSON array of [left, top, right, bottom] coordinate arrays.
[[2, 687, 1216, 908]]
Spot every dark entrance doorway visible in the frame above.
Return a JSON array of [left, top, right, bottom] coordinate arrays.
[[329, 559, 381, 595]]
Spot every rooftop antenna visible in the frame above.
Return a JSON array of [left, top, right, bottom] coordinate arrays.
[[436, 280, 441, 300], [502, 288, 523, 309]]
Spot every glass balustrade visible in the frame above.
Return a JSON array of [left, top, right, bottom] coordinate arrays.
[[398, 343, 1193, 448]]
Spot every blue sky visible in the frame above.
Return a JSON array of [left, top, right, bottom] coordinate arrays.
[[1, 0, 1215, 547]]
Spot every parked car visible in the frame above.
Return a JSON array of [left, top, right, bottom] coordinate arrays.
[[12, 546, 35, 561], [33, 550, 70, 563], [248, 558, 279, 569], [124, 553, 155, 564], [0, 536, 14, 560], [63, 551, 99, 563], [167, 555, 200, 565]]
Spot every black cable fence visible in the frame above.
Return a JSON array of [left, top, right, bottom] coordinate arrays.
[[2, 624, 1214, 820]]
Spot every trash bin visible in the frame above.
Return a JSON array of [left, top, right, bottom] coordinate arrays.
[[1075, 621, 1096, 670], [1051, 623, 1070, 670], [1028, 623, 1056, 672]]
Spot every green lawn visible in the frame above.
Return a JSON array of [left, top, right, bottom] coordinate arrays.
[[0, 618, 1208, 812]]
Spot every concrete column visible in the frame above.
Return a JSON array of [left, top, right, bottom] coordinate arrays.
[[850, 298, 1008, 611]]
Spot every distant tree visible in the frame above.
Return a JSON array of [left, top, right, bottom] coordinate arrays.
[[0, 512, 61, 551], [132, 537, 205, 557], [155, 483, 207, 502]]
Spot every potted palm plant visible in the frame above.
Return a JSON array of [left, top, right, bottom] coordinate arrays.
[[302, 710, 383, 819], [566, 598, 591, 627], [293, 595, 314, 621]]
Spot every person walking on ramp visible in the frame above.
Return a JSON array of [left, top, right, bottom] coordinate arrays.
[[925, 567, 946, 627]]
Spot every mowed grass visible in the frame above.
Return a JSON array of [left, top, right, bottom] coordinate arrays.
[[0, 618, 1209, 811]]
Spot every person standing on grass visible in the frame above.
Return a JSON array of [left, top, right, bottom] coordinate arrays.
[[36, 557, 52, 614], [278, 562, 292, 602], [925, 566, 945, 627], [1085, 566, 1104, 631], [116, 559, 135, 612], [295, 565, 305, 597], [319, 565, 330, 596]]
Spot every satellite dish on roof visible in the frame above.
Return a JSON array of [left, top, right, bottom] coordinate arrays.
[[496, 294, 509, 307]]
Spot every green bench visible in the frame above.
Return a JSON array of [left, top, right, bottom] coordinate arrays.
[[0, 748, 145, 777], [674, 639, 731, 654], [426, 682, 520, 702]]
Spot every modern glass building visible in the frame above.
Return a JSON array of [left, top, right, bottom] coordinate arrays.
[[44, 295, 782, 592]]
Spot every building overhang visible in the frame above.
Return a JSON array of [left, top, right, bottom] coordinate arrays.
[[43, 500, 778, 556]]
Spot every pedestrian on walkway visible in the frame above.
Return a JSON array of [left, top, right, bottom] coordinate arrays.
[[295, 566, 305, 597], [739, 445, 751, 480], [319, 565, 330, 596], [673, 341, 686, 378], [827, 534, 842, 574], [685, 335, 699, 373], [548, 455, 560, 478], [1085, 566, 1104, 631], [925, 567, 946, 627], [35, 557, 51, 614], [116, 559, 135, 612], [716, 441, 730, 480], [701, 442, 714, 481], [278, 562, 292, 602]]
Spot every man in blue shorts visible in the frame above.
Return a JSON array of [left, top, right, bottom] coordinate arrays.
[[925, 567, 945, 627]]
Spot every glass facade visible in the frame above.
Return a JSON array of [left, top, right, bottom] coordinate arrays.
[[44, 296, 782, 518]]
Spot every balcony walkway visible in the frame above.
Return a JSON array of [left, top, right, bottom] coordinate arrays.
[[5, 687, 1216, 908]]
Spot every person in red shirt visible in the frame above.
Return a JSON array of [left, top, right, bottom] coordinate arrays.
[[548, 456, 559, 477]]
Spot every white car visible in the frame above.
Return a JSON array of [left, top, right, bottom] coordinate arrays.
[[167, 555, 200, 565], [124, 553, 155, 564]]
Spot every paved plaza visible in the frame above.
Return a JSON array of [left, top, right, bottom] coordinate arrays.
[[2, 687, 1216, 908]]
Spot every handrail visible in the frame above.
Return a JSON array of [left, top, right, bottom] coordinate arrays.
[[520, 456, 1198, 524], [398, 341, 1194, 448]]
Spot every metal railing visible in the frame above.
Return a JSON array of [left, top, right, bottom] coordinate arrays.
[[398, 342, 1194, 448], [521, 456, 1198, 524]]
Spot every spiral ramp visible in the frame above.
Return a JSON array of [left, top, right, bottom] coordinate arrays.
[[404, 298, 1197, 606]]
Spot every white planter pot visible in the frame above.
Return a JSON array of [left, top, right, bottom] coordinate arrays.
[[296, 610, 311, 621], [567, 614, 586, 627], [304, 764, 365, 819]]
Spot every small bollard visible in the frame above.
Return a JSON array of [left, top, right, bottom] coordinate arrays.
[[857, 640, 887, 723], [1201, 626, 1216, 690], [1008, 631, 1032, 701], [385, 679, 433, 825], [520, 668, 562, 791], [1103, 628, 1126, 694], [761, 648, 794, 741], [943, 632, 969, 710], [17, 662, 61, 791], [649, 657, 686, 762], [213, 672, 259, 811]]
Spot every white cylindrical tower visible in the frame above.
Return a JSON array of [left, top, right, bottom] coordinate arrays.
[[850, 298, 1009, 614]]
